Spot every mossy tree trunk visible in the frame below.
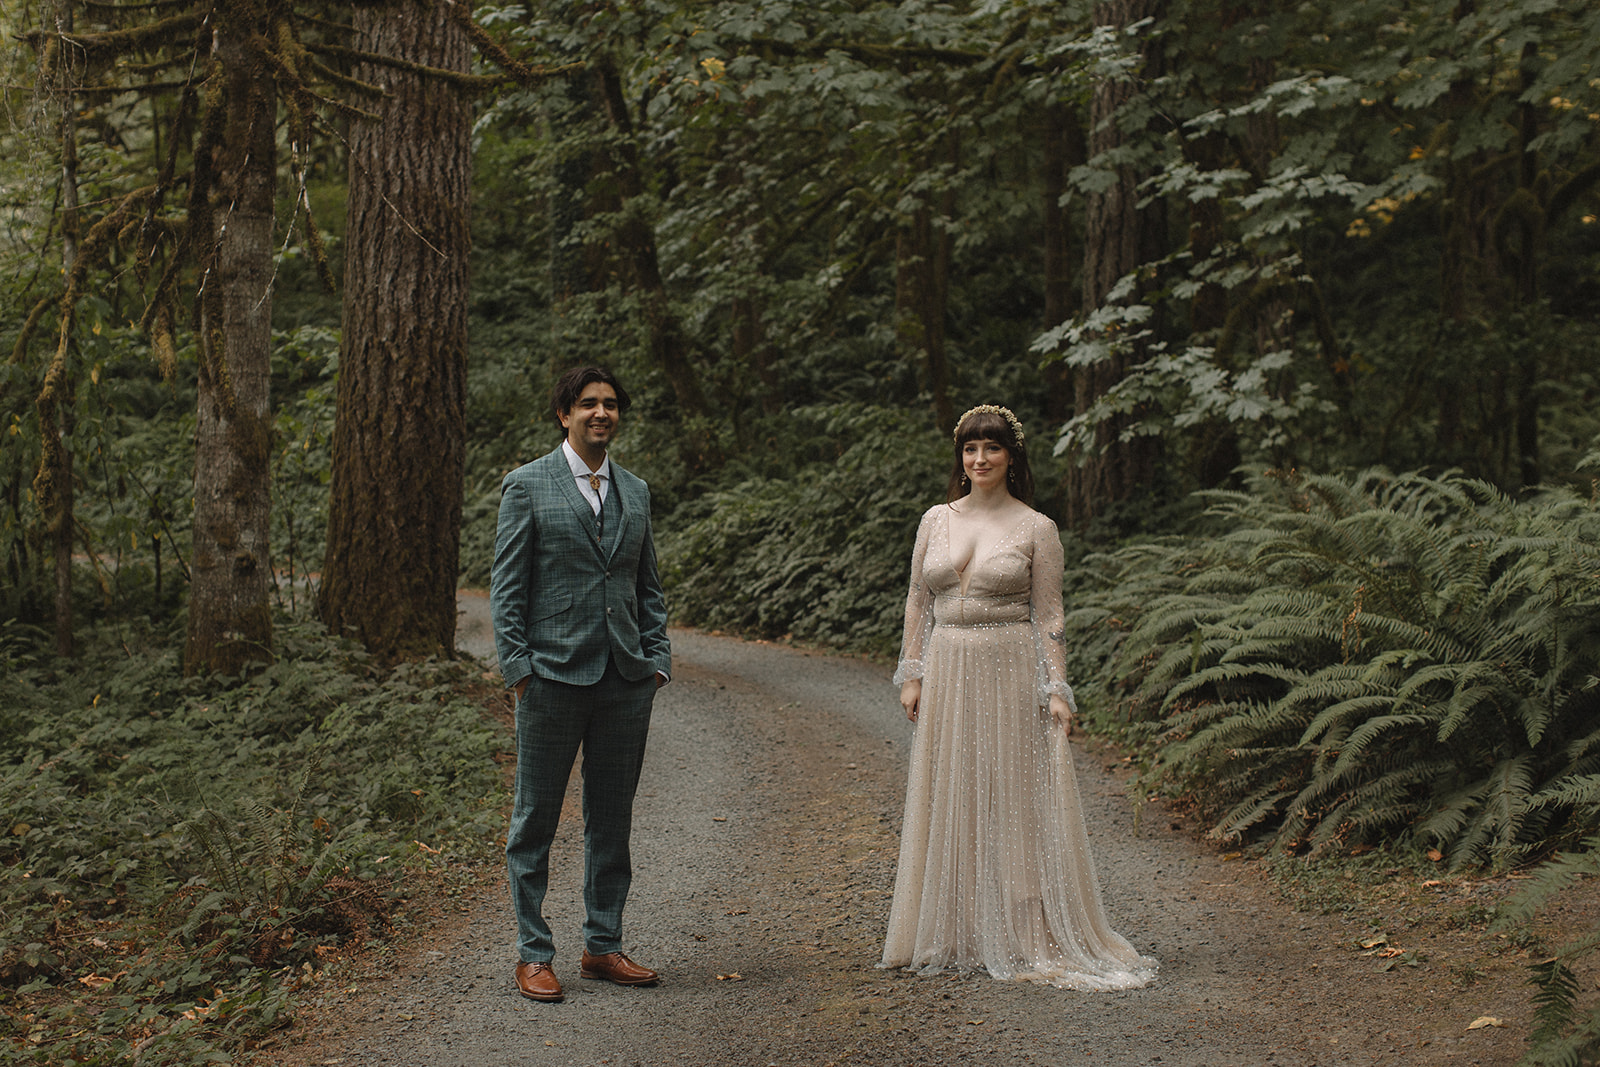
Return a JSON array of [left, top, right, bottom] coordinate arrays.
[[185, 15, 277, 675], [318, 0, 472, 662]]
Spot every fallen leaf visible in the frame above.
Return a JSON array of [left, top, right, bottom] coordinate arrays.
[[78, 974, 114, 990], [1422, 879, 1444, 888], [967, 1019, 985, 1026], [712, 816, 728, 822], [1466, 1017, 1504, 1031], [1221, 851, 1242, 861], [414, 841, 440, 854], [1427, 848, 1444, 862], [715, 973, 743, 981], [1361, 935, 1389, 949]]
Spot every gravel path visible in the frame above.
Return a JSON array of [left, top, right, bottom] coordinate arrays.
[[276, 617, 1526, 1067]]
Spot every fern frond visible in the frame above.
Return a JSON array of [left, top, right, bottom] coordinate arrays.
[[1526, 958, 1582, 1056], [1210, 790, 1294, 841], [1323, 714, 1433, 785], [1297, 694, 1400, 747], [1526, 775, 1600, 814]]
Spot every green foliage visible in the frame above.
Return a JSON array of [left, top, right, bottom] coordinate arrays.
[[1, 319, 337, 630], [0, 618, 505, 1063], [659, 405, 948, 654], [1069, 469, 1600, 868], [169, 757, 388, 969], [269, 327, 339, 607], [1494, 837, 1600, 1066], [1040, 0, 1600, 490]]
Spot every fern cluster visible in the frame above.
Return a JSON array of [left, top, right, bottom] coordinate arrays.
[[1073, 469, 1600, 868], [170, 758, 390, 967]]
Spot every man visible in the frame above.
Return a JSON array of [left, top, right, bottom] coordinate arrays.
[[490, 366, 671, 1003]]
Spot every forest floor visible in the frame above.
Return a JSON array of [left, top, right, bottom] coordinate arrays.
[[255, 610, 1592, 1067]]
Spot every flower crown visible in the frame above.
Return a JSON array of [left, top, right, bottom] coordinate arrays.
[[953, 404, 1025, 447]]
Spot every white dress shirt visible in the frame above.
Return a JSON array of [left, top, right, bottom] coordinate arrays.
[[561, 440, 611, 515]]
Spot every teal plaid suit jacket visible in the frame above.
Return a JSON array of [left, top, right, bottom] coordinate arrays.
[[489, 449, 671, 689]]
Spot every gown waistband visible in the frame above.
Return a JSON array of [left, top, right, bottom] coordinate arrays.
[[932, 592, 1030, 627]]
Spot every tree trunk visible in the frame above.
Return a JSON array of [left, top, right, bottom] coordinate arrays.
[[1512, 40, 1542, 488], [185, 20, 276, 674], [896, 206, 955, 435], [318, 0, 472, 662], [1042, 102, 1086, 424], [896, 134, 958, 434], [1065, 0, 1168, 527], [731, 295, 781, 419], [51, 0, 79, 657], [591, 55, 716, 456], [549, 66, 604, 309]]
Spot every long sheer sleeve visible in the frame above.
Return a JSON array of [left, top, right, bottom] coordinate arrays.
[[893, 508, 939, 685], [1029, 514, 1077, 713]]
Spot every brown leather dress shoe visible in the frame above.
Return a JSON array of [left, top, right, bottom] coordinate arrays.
[[515, 961, 564, 1002], [579, 950, 658, 986]]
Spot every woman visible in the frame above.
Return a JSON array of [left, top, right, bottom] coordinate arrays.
[[881, 405, 1156, 990]]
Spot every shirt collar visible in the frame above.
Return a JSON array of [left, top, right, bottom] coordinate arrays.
[[561, 439, 611, 483]]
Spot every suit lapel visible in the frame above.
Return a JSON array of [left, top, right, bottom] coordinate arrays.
[[547, 451, 606, 556]]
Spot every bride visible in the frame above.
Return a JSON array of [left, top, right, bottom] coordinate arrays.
[[881, 404, 1157, 990]]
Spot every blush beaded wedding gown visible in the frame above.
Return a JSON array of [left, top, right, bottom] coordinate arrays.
[[882, 504, 1157, 990]]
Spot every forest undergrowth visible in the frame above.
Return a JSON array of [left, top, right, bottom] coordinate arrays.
[[0, 617, 506, 1065]]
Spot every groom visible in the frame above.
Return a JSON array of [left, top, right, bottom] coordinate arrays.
[[490, 365, 671, 1003]]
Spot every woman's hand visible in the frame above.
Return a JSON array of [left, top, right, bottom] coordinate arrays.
[[900, 679, 922, 723], [1048, 694, 1073, 735]]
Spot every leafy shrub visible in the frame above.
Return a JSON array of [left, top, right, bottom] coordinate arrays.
[[658, 405, 947, 655], [1068, 469, 1600, 868]]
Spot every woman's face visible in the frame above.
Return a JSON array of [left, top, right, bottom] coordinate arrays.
[[962, 438, 1011, 492]]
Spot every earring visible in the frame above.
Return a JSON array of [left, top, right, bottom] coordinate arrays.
[[960, 474, 969, 486]]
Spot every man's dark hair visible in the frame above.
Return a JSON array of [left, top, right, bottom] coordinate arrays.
[[550, 366, 632, 427]]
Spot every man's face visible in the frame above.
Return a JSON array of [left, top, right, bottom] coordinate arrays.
[[560, 381, 620, 455]]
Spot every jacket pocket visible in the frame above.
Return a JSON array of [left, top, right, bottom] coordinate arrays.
[[531, 591, 572, 622]]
